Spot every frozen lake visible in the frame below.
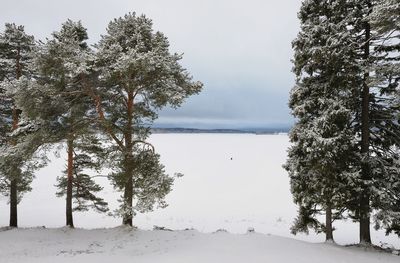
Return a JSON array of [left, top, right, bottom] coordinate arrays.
[[0, 134, 398, 248]]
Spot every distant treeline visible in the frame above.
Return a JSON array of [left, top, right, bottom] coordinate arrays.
[[151, 127, 290, 134]]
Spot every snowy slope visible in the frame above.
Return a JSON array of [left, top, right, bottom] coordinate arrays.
[[0, 227, 398, 263]]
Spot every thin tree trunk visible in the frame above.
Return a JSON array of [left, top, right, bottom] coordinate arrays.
[[66, 136, 74, 228], [122, 169, 133, 226], [359, 2, 372, 245], [122, 91, 134, 226], [359, 196, 371, 244], [9, 177, 18, 227], [9, 107, 19, 227], [9, 46, 22, 228], [360, 87, 371, 244], [325, 204, 334, 242]]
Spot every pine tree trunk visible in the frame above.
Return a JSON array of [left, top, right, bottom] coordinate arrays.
[[359, 194, 371, 244], [66, 136, 74, 228], [9, 178, 18, 227], [122, 91, 134, 227], [359, 2, 372, 245], [360, 86, 371, 244], [9, 107, 19, 227], [122, 168, 133, 226], [325, 204, 334, 242], [9, 47, 22, 228]]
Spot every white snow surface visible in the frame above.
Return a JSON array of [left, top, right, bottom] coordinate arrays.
[[0, 134, 399, 262], [0, 227, 398, 263]]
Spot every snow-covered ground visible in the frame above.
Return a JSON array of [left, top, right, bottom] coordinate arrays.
[[0, 134, 399, 262], [0, 227, 398, 263]]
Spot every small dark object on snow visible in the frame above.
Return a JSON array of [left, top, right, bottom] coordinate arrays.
[[247, 227, 255, 233], [214, 228, 228, 233], [153, 225, 173, 231], [230, 157, 233, 160]]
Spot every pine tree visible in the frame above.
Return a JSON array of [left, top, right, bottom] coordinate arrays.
[[15, 20, 108, 227], [0, 23, 38, 227], [288, 0, 400, 244], [94, 13, 202, 226], [367, 0, 400, 238], [286, 0, 358, 242], [353, 0, 373, 244], [342, 0, 400, 244]]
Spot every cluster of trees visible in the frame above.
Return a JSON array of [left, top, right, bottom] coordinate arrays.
[[285, 0, 399, 245], [0, 13, 202, 228]]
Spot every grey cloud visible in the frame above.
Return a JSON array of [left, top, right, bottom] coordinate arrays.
[[1, 0, 302, 128]]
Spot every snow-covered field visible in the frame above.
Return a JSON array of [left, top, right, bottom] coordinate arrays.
[[1, 227, 398, 263], [0, 134, 399, 262]]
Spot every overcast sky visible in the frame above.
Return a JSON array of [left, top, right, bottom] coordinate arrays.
[[1, 0, 302, 129]]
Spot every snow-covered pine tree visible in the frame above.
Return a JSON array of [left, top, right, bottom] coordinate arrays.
[[0, 23, 39, 227], [367, 0, 400, 238], [94, 13, 202, 226], [285, 0, 360, 242], [288, 0, 400, 244], [337, 0, 400, 244], [16, 20, 108, 227], [348, 0, 374, 244]]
